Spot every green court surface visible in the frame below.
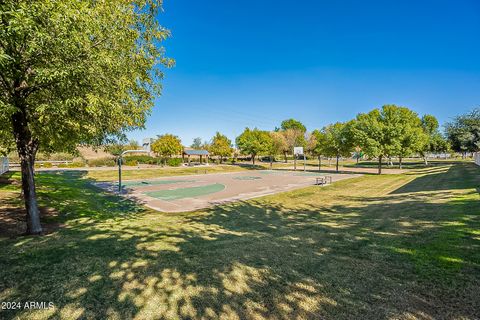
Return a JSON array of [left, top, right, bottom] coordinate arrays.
[[120, 179, 195, 187], [233, 176, 262, 180], [144, 183, 225, 200]]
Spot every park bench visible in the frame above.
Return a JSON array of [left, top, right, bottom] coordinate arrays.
[[315, 176, 332, 185]]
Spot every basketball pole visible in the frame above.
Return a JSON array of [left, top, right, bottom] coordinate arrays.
[[118, 149, 149, 193]]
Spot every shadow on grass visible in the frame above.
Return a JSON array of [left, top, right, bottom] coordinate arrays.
[[233, 163, 269, 170], [345, 160, 467, 170], [391, 163, 480, 194], [0, 171, 147, 237], [0, 165, 479, 319]]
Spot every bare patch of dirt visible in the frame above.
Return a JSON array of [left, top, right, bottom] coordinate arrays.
[[0, 204, 64, 238]]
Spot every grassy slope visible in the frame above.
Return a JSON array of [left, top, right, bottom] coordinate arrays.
[[0, 163, 479, 319]]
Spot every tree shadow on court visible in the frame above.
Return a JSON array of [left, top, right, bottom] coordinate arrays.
[[1, 165, 479, 319]]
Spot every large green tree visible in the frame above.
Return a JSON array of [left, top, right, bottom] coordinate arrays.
[[236, 128, 271, 165], [310, 129, 327, 171], [280, 118, 307, 132], [420, 114, 442, 165], [394, 107, 426, 169], [352, 105, 406, 174], [445, 108, 480, 156], [267, 131, 287, 168], [321, 122, 355, 172], [280, 119, 307, 159], [209, 132, 232, 163], [0, 0, 172, 234], [151, 134, 183, 160]]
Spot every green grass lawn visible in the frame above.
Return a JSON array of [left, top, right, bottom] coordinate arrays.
[[85, 164, 249, 181], [0, 163, 479, 319]]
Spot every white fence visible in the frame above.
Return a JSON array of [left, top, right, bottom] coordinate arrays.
[[0, 157, 8, 175], [475, 152, 480, 166]]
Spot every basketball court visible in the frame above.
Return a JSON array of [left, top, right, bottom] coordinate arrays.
[[96, 170, 359, 212]]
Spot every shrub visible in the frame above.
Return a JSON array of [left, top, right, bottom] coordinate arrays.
[[35, 162, 53, 168], [124, 159, 139, 166], [87, 157, 116, 167], [166, 158, 182, 167], [58, 161, 85, 168], [123, 155, 157, 164]]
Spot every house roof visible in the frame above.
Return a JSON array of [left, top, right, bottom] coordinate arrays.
[[184, 149, 209, 156]]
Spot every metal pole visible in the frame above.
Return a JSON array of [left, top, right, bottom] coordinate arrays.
[[117, 149, 149, 194], [118, 157, 122, 193]]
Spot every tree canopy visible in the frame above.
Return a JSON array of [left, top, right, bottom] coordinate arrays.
[[321, 122, 355, 172], [280, 119, 306, 152], [269, 131, 288, 156], [280, 119, 306, 132], [310, 130, 326, 157], [419, 114, 447, 164], [151, 134, 182, 158], [0, 0, 172, 234], [393, 107, 426, 168], [236, 128, 272, 165], [445, 108, 480, 154], [352, 105, 406, 174], [267, 131, 287, 166], [209, 132, 232, 162]]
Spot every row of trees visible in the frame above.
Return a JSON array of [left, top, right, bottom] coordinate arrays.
[[232, 106, 480, 172], [144, 106, 455, 174], [109, 108, 480, 171], [145, 119, 309, 166], [234, 106, 449, 174]]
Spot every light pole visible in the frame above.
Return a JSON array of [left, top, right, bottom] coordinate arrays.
[[118, 149, 149, 193]]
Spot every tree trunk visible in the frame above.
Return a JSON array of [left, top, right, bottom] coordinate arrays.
[[284, 151, 288, 163], [11, 111, 42, 235], [270, 155, 273, 169], [378, 155, 383, 175], [336, 154, 339, 172], [252, 154, 255, 165], [423, 156, 428, 166], [318, 155, 321, 171], [356, 156, 359, 164], [399, 156, 403, 169]]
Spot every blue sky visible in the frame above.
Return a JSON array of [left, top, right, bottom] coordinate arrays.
[[128, 0, 480, 146]]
